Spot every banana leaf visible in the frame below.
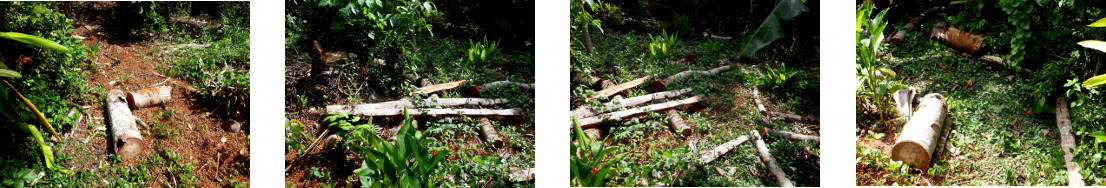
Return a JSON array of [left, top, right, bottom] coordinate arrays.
[[0, 32, 71, 53], [739, 0, 809, 57]]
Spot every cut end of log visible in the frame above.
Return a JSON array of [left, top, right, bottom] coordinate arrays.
[[891, 140, 932, 171], [115, 137, 144, 159], [126, 85, 172, 109], [478, 118, 503, 148]]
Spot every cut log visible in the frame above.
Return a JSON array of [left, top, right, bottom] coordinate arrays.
[[126, 85, 172, 109], [587, 76, 651, 101], [409, 80, 468, 95], [573, 74, 601, 87], [1057, 97, 1085, 186], [889, 6, 942, 44], [666, 110, 691, 137], [770, 112, 819, 124], [930, 22, 983, 54], [653, 66, 732, 90], [891, 93, 947, 171], [574, 96, 703, 129], [893, 87, 916, 118], [583, 128, 605, 142], [753, 88, 768, 116], [509, 167, 535, 182], [752, 130, 793, 187], [107, 89, 143, 159], [326, 98, 509, 112], [572, 88, 693, 119], [333, 108, 521, 117], [761, 127, 819, 142], [698, 135, 748, 165], [466, 81, 535, 97], [478, 117, 503, 148]]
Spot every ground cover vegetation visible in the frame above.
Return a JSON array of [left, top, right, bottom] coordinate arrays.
[[856, 0, 1106, 186], [570, 0, 820, 186], [284, 0, 536, 187], [0, 2, 250, 187]]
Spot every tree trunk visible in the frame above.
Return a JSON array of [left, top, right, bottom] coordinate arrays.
[[889, 6, 942, 44], [334, 108, 521, 117], [478, 117, 503, 148], [1057, 97, 1085, 186], [588, 76, 651, 101], [891, 93, 947, 171], [666, 110, 691, 137], [108, 89, 143, 159], [582, 25, 596, 55], [761, 127, 819, 142], [326, 98, 509, 112], [409, 80, 468, 95], [698, 135, 748, 165], [752, 130, 793, 187], [126, 85, 172, 109], [572, 88, 693, 119], [574, 96, 703, 129]]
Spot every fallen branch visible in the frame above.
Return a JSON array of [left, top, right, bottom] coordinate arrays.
[[753, 88, 768, 116], [107, 89, 143, 159], [588, 76, 651, 101], [475, 81, 534, 93], [333, 108, 522, 117], [698, 135, 749, 165], [409, 80, 468, 95], [659, 65, 731, 87], [1057, 97, 1085, 186], [752, 130, 794, 187], [478, 117, 503, 148], [574, 96, 703, 129], [889, 6, 942, 44], [508, 168, 535, 182], [891, 93, 947, 171], [761, 127, 819, 142], [326, 98, 509, 111], [572, 88, 693, 118], [666, 110, 691, 137], [770, 112, 819, 124]]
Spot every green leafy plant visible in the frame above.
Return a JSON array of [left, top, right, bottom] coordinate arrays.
[[466, 36, 501, 67], [351, 108, 450, 187], [0, 31, 71, 174], [647, 30, 679, 61], [1079, 18, 1106, 88], [739, 0, 809, 57], [571, 0, 603, 55], [570, 116, 626, 186]]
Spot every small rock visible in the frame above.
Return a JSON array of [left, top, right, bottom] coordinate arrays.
[[224, 120, 241, 132]]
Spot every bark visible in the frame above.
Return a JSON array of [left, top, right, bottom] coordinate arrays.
[[409, 80, 468, 95], [326, 98, 509, 112], [573, 75, 600, 87], [770, 112, 819, 124], [333, 108, 521, 117], [752, 130, 794, 187], [661, 65, 732, 86], [588, 76, 651, 101], [583, 128, 605, 142], [582, 25, 596, 55], [575, 96, 703, 129], [889, 6, 942, 44], [126, 85, 172, 109], [466, 81, 535, 96], [478, 117, 503, 148], [1057, 97, 1085, 186], [930, 22, 983, 54], [698, 135, 749, 165], [891, 93, 947, 171], [108, 89, 143, 159], [509, 168, 535, 182], [666, 110, 691, 137], [761, 127, 819, 142], [893, 87, 916, 118]]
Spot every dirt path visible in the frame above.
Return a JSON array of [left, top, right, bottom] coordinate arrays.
[[50, 5, 250, 186]]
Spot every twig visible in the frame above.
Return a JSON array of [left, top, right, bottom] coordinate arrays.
[[151, 77, 172, 87]]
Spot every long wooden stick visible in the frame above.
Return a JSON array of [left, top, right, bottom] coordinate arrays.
[[326, 98, 509, 112], [574, 96, 703, 129], [752, 130, 794, 187], [1057, 97, 1085, 186], [663, 65, 732, 85], [334, 108, 521, 117], [572, 88, 693, 118], [761, 127, 819, 142], [698, 135, 749, 165], [770, 112, 819, 124], [587, 76, 651, 101], [4, 80, 62, 141], [477, 81, 534, 93], [409, 80, 468, 95]]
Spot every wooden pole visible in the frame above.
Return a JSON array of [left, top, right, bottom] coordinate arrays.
[[332, 108, 522, 117], [409, 80, 468, 95], [761, 127, 819, 142], [659, 65, 732, 87], [572, 88, 693, 119], [108, 89, 143, 159], [666, 110, 691, 137], [587, 76, 651, 101], [752, 130, 793, 187], [326, 98, 509, 111], [478, 117, 503, 148], [1057, 97, 1085, 186], [698, 135, 748, 165], [126, 85, 172, 109], [574, 96, 703, 129], [891, 93, 947, 171]]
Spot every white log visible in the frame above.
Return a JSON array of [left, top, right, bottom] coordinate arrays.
[[326, 98, 509, 111], [752, 130, 794, 187], [663, 65, 732, 84], [478, 81, 534, 93], [332, 108, 521, 117], [1057, 97, 1085, 186], [126, 85, 172, 109], [762, 127, 819, 142], [770, 112, 820, 124], [753, 88, 768, 116], [574, 96, 703, 129], [478, 117, 503, 148], [572, 88, 693, 119], [698, 135, 748, 165], [108, 89, 143, 159], [891, 93, 947, 171]]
